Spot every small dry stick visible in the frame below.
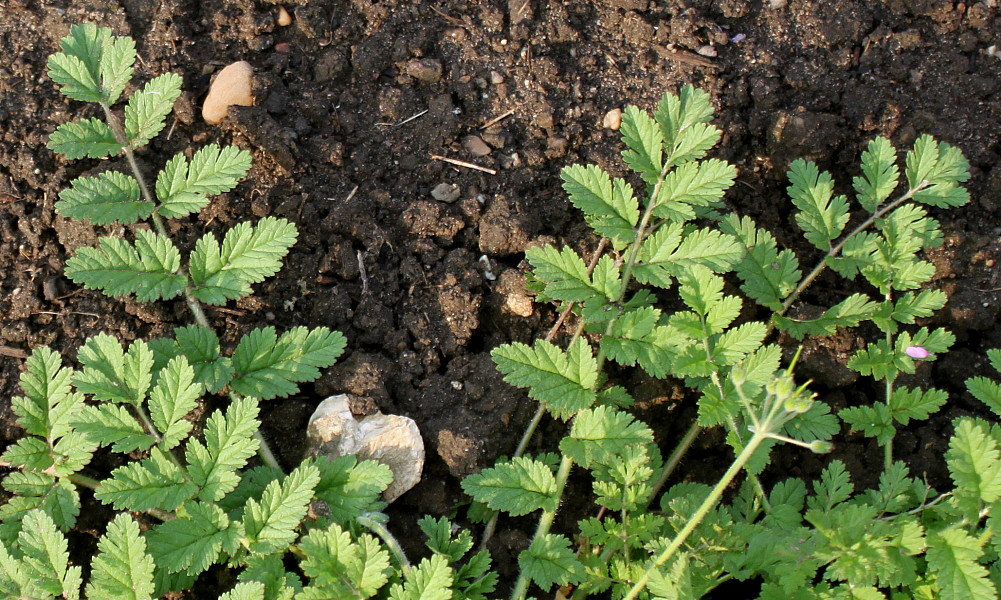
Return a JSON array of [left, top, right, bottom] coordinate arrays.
[[375, 109, 428, 128], [430, 154, 497, 175], [0, 346, 27, 359], [480, 109, 515, 130]]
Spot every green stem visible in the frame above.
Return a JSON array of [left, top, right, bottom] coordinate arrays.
[[358, 513, 411, 575], [622, 428, 769, 600], [648, 420, 701, 502], [510, 454, 575, 600], [101, 104, 282, 472]]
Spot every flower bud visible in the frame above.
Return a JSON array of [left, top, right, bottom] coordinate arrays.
[[905, 345, 930, 359], [809, 440, 833, 454]]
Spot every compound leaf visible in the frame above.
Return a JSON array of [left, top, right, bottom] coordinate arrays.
[[561, 405, 653, 469], [56, 170, 151, 225], [312, 456, 393, 523], [125, 72, 183, 148], [147, 356, 202, 450], [155, 144, 252, 218], [721, 214, 800, 311], [519, 533, 585, 591], [966, 376, 1001, 420], [47, 23, 108, 103], [854, 136, 900, 213], [86, 514, 155, 600], [526, 245, 600, 303], [388, 554, 452, 600], [656, 158, 736, 212], [491, 337, 597, 419], [12, 346, 82, 440], [74, 335, 153, 406], [229, 327, 347, 400], [243, 464, 320, 555], [906, 135, 971, 208], [839, 403, 894, 446], [48, 117, 123, 159], [889, 387, 948, 426], [96, 447, 196, 511], [926, 528, 996, 600], [461, 456, 557, 516], [298, 522, 390, 598], [186, 396, 261, 502], [655, 85, 718, 166], [18, 510, 81, 599], [787, 159, 850, 251], [66, 229, 186, 301], [189, 217, 298, 304], [620, 105, 664, 185], [775, 293, 876, 340], [562, 163, 640, 247], [151, 325, 234, 393], [147, 501, 241, 576], [74, 403, 153, 453]]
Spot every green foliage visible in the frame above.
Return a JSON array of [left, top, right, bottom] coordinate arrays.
[[18, 29, 989, 600]]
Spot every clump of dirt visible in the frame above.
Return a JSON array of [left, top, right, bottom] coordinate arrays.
[[1, 0, 1000, 595]]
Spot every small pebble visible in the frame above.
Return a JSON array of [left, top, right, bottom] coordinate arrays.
[[462, 135, 492, 157], [406, 58, 443, 83], [696, 45, 718, 58], [769, 0, 788, 7], [274, 42, 291, 54], [489, 70, 505, 84], [603, 108, 622, 130], [277, 6, 293, 26], [202, 61, 254, 125], [431, 183, 461, 203]]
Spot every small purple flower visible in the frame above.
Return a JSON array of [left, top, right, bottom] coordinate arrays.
[[730, 33, 746, 44], [905, 345, 930, 359]]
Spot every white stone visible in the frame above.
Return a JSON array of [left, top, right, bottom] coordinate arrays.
[[306, 395, 424, 503]]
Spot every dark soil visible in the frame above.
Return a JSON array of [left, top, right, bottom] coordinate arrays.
[[2, 0, 1000, 596]]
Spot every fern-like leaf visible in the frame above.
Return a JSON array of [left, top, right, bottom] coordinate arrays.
[[561, 163, 640, 248], [189, 217, 298, 304], [461, 456, 557, 516], [185, 396, 261, 502], [86, 514, 155, 600], [48, 117, 122, 159], [56, 170, 152, 225], [853, 136, 900, 213], [491, 337, 598, 419], [125, 72, 182, 148], [620, 105, 664, 184], [147, 501, 241, 576], [787, 159, 850, 251], [155, 144, 252, 218], [298, 522, 391, 599], [66, 229, 186, 301], [17, 510, 82, 599], [229, 327, 347, 400], [243, 464, 320, 554]]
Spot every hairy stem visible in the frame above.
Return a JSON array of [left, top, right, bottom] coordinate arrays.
[[622, 426, 770, 600], [509, 454, 575, 600], [358, 513, 411, 575], [101, 104, 281, 472]]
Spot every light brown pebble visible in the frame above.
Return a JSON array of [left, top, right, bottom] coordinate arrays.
[[202, 61, 254, 125], [489, 70, 505, 84], [277, 6, 293, 26], [603, 108, 622, 130], [406, 58, 443, 83], [462, 135, 492, 157]]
